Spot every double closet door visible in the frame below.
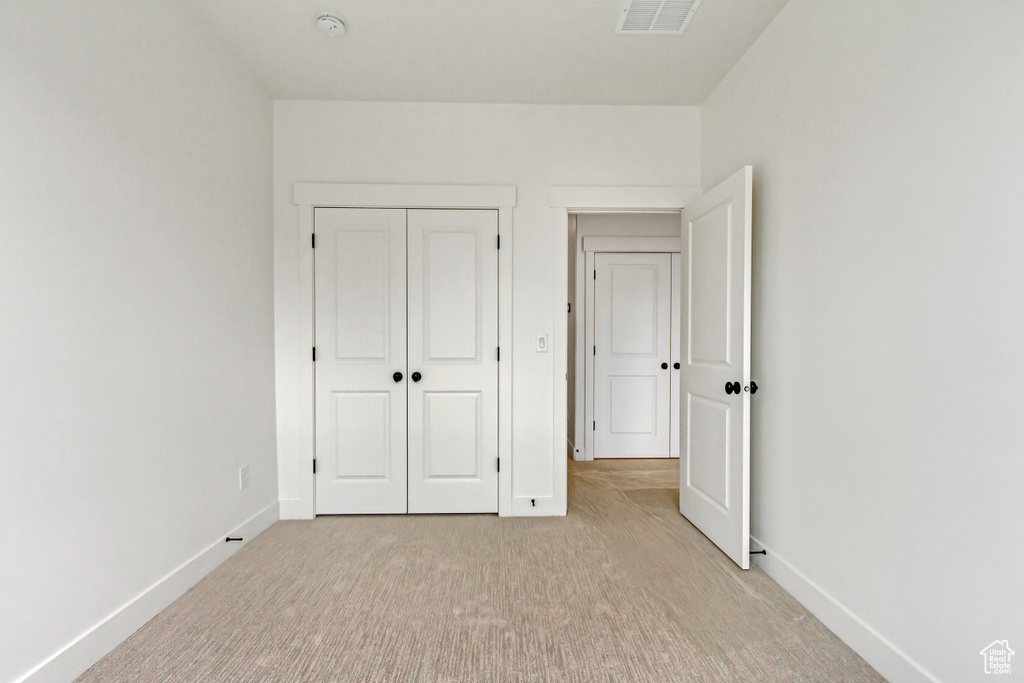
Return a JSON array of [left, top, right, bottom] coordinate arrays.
[[314, 208, 498, 515]]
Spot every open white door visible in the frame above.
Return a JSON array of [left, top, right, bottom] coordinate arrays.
[[678, 166, 753, 569]]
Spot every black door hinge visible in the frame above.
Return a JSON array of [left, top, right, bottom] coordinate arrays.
[[312, 347, 316, 362], [313, 459, 317, 474], [311, 233, 316, 249], [568, 302, 571, 313], [593, 421, 596, 430], [497, 235, 501, 249], [497, 457, 500, 473], [593, 345, 596, 355], [497, 347, 500, 361], [593, 270, 596, 280]]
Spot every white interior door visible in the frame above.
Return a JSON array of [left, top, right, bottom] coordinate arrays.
[[678, 166, 753, 569], [406, 209, 499, 513], [314, 208, 408, 514], [594, 252, 673, 458]]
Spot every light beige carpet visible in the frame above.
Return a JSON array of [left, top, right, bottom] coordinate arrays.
[[77, 458, 884, 682]]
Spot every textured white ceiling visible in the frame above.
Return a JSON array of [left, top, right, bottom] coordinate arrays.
[[182, 0, 789, 105]]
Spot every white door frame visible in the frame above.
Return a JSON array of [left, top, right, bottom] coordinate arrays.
[[293, 183, 516, 518], [583, 238, 682, 462], [550, 186, 700, 491]]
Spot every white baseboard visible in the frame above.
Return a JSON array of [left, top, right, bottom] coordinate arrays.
[[17, 501, 280, 683], [751, 535, 942, 683]]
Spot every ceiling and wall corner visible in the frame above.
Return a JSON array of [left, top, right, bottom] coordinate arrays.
[[180, 0, 788, 105]]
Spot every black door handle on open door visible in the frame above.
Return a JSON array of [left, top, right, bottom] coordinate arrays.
[[725, 381, 742, 395], [393, 371, 403, 383], [411, 372, 422, 382], [661, 362, 669, 369], [745, 381, 758, 394], [673, 362, 680, 369]]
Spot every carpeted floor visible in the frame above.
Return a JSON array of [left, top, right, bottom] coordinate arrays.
[[77, 458, 884, 682]]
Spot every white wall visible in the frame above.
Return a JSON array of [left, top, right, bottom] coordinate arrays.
[[274, 102, 700, 516], [702, 2, 1024, 681], [0, 2, 277, 681]]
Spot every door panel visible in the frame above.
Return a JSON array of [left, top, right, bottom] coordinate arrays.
[[594, 252, 673, 458], [423, 391, 482, 478], [679, 166, 752, 569], [424, 231, 480, 360], [315, 208, 408, 514], [331, 392, 392, 479], [407, 210, 498, 513]]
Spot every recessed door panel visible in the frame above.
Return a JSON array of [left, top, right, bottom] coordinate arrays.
[[689, 203, 732, 367], [594, 252, 673, 459], [407, 209, 498, 514], [315, 208, 408, 515], [423, 392, 482, 479], [609, 376, 657, 434], [686, 395, 729, 511], [610, 265, 659, 354], [332, 392, 391, 480], [424, 231, 480, 361], [334, 231, 390, 361]]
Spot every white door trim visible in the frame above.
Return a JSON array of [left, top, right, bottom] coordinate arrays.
[[291, 183, 516, 519], [551, 187, 699, 482], [582, 236, 683, 253]]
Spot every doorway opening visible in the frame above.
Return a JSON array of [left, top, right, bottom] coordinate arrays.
[[566, 212, 683, 462]]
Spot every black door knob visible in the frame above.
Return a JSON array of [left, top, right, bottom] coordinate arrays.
[[746, 381, 758, 395], [393, 371, 403, 383], [673, 362, 680, 369], [725, 381, 741, 395], [411, 372, 422, 382], [661, 362, 669, 369]]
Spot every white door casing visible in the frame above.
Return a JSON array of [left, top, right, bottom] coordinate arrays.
[[407, 209, 499, 513], [678, 166, 753, 569], [593, 252, 673, 459], [670, 252, 682, 460], [314, 208, 408, 514]]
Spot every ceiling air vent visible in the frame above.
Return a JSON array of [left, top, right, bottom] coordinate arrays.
[[615, 0, 703, 35]]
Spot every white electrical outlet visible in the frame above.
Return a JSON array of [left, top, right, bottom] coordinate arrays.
[[239, 465, 250, 490]]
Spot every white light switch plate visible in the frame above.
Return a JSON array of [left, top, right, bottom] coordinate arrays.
[[239, 465, 250, 490], [536, 334, 548, 352]]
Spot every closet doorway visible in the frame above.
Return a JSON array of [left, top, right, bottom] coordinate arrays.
[[314, 207, 499, 515]]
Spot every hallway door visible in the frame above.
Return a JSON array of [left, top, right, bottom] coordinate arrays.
[[593, 252, 674, 458]]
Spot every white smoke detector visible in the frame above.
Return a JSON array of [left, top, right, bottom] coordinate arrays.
[[616, 0, 703, 35], [316, 13, 346, 36]]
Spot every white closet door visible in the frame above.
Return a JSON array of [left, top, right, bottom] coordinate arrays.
[[678, 166, 753, 569], [314, 208, 408, 514], [594, 252, 673, 459], [406, 209, 499, 513]]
